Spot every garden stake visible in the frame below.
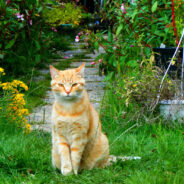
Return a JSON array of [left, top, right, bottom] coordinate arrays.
[[153, 28, 184, 110], [110, 123, 138, 147], [181, 38, 184, 97], [171, 0, 179, 45]]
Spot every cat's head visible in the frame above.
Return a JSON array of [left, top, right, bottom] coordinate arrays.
[[50, 64, 85, 102]]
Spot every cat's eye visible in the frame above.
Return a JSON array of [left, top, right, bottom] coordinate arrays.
[[58, 83, 64, 87], [72, 83, 78, 87]]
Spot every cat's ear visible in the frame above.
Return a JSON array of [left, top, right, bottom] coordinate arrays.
[[75, 63, 85, 77], [50, 65, 59, 79]]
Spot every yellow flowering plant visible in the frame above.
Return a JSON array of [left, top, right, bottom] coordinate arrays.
[[0, 68, 31, 133]]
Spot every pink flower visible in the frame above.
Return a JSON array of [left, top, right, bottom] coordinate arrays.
[[84, 38, 89, 42], [75, 38, 79, 42], [51, 27, 57, 32], [29, 20, 32, 25], [121, 4, 126, 14], [64, 56, 69, 59], [5, 0, 10, 5], [91, 61, 95, 65], [78, 32, 82, 36], [130, 44, 134, 47], [16, 13, 24, 21], [75, 36, 80, 42], [99, 59, 102, 63]]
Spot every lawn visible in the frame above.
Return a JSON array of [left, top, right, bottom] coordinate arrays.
[[1, 86, 184, 184]]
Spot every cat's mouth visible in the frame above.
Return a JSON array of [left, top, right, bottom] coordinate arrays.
[[64, 95, 76, 100]]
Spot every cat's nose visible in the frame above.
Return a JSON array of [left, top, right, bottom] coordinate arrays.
[[65, 91, 71, 95]]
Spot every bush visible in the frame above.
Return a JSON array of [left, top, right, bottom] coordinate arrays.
[[42, 2, 82, 27], [0, 68, 31, 133], [0, 0, 53, 76], [0, 0, 75, 77], [114, 57, 176, 110]]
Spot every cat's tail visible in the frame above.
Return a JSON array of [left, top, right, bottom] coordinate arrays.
[[107, 155, 141, 165]]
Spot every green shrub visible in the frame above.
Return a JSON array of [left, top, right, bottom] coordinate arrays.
[[42, 2, 82, 27], [0, 0, 63, 77]]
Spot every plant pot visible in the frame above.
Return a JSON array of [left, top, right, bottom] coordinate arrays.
[[153, 47, 183, 78], [160, 99, 184, 122]]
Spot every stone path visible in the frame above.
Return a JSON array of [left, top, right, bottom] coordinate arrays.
[[29, 42, 105, 132]]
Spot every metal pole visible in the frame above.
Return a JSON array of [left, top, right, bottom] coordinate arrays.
[[181, 36, 184, 97], [100, 0, 103, 9]]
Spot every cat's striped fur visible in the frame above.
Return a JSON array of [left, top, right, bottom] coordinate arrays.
[[50, 64, 110, 175]]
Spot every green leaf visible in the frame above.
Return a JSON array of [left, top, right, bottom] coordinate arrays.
[[108, 28, 113, 42], [35, 40, 41, 51], [152, 1, 158, 13], [0, 54, 4, 59], [35, 54, 41, 63], [94, 41, 99, 51], [104, 72, 114, 81], [38, 7, 43, 13], [116, 24, 123, 37], [5, 38, 16, 49], [19, 56, 26, 61], [127, 60, 138, 68]]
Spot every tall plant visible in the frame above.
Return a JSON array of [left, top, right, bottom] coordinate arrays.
[[0, 0, 54, 76]]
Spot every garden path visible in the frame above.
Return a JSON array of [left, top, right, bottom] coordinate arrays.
[[29, 42, 105, 132]]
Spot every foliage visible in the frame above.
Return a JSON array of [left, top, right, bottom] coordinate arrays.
[[174, 0, 184, 35], [114, 58, 176, 110], [0, 0, 75, 77], [42, 2, 82, 27], [101, 0, 184, 47], [0, 68, 31, 133], [86, 0, 184, 108], [88, 0, 184, 75], [88, 27, 152, 76], [0, 0, 52, 76]]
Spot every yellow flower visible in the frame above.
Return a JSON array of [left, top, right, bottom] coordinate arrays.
[[0, 67, 4, 72], [11, 80, 29, 91], [168, 80, 172, 84], [74, 21, 79, 25], [20, 83, 28, 91], [171, 60, 175, 65], [0, 67, 5, 75], [13, 106, 17, 110], [35, 14, 40, 17], [1, 75, 30, 132], [133, 84, 137, 87], [25, 123, 31, 133]]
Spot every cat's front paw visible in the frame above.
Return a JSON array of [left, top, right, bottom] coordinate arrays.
[[61, 164, 73, 176]]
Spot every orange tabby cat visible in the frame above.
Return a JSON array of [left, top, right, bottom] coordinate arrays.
[[50, 64, 110, 175]]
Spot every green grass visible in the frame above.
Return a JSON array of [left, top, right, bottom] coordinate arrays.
[[1, 81, 184, 183], [1, 116, 184, 183]]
